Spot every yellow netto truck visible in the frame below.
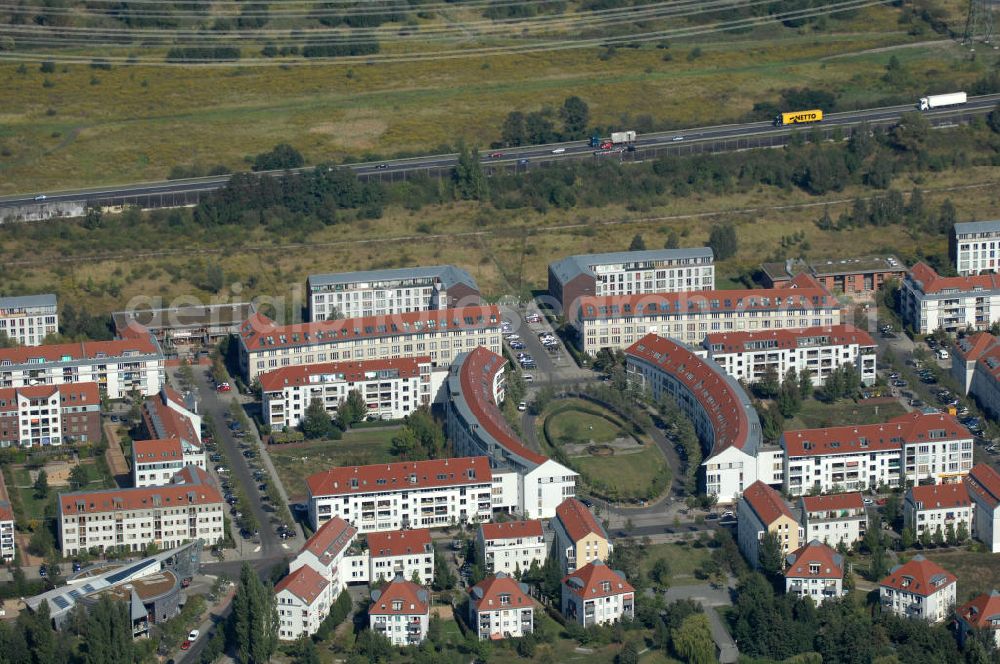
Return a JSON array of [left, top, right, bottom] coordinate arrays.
[[775, 109, 823, 126]]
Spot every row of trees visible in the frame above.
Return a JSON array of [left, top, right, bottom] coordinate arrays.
[[298, 389, 368, 440], [499, 96, 591, 147]]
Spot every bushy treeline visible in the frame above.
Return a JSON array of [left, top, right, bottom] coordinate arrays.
[[165, 46, 240, 62], [301, 40, 379, 58]]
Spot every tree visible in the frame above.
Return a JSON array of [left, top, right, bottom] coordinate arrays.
[[291, 638, 321, 664], [629, 234, 646, 251], [649, 558, 671, 588], [337, 389, 367, 429], [989, 103, 1000, 134], [300, 398, 337, 440], [798, 368, 813, 399], [900, 527, 914, 550], [559, 96, 590, 139], [956, 520, 969, 543], [252, 143, 304, 171], [945, 522, 957, 546], [932, 525, 945, 546], [670, 613, 715, 664], [501, 111, 527, 147], [33, 470, 49, 499], [707, 224, 738, 260], [230, 562, 278, 664], [665, 230, 680, 249], [82, 594, 136, 664], [758, 531, 784, 576], [68, 464, 88, 490], [453, 143, 488, 200], [919, 526, 932, 548], [616, 640, 639, 664]]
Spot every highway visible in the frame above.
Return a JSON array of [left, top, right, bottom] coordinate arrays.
[[3, 93, 999, 210]]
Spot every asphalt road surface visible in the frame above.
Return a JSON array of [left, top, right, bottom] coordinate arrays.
[[4, 94, 998, 208]]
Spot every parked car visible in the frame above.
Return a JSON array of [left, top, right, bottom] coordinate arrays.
[[517, 401, 527, 412], [216, 382, 232, 392], [180, 641, 191, 651]]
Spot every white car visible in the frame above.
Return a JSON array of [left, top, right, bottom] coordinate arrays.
[[863, 497, 874, 506], [523, 374, 534, 382], [517, 401, 527, 411], [33, 194, 47, 201], [551, 148, 566, 154], [188, 629, 200, 641], [937, 349, 949, 360]]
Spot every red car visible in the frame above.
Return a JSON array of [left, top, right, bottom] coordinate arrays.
[[216, 382, 231, 392], [489, 152, 504, 159], [180, 640, 191, 650]]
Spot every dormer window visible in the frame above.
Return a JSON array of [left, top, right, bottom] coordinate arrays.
[[601, 581, 611, 592], [809, 563, 820, 575], [500, 594, 510, 605], [392, 600, 402, 611]]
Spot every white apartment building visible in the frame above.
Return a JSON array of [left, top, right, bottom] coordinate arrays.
[[782, 412, 974, 496], [447, 347, 577, 519], [880, 556, 957, 623], [548, 248, 715, 315], [704, 324, 877, 388], [307, 265, 480, 322], [260, 357, 435, 430], [275, 565, 333, 641], [477, 520, 546, 577], [784, 540, 846, 606], [0, 294, 58, 347], [901, 262, 1000, 335], [0, 382, 101, 448], [290, 515, 358, 593], [469, 573, 535, 640], [0, 500, 14, 562], [132, 439, 206, 488], [57, 466, 225, 556], [737, 481, 802, 569], [369, 578, 430, 647], [951, 220, 1000, 276], [561, 560, 635, 627], [799, 492, 866, 549], [306, 457, 493, 533], [366, 529, 435, 585], [0, 333, 165, 399], [966, 463, 1000, 553], [626, 334, 781, 503], [575, 273, 840, 355], [237, 307, 502, 382], [904, 482, 973, 540]]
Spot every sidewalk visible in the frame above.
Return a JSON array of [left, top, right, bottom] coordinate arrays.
[[103, 421, 130, 486]]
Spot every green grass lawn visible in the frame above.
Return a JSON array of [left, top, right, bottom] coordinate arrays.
[[268, 427, 398, 501], [546, 402, 627, 445], [3, 459, 114, 522], [572, 445, 669, 501], [638, 541, 716, 582], [787, 398, 908, 430]]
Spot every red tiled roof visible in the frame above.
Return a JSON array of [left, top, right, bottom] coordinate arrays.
[[367, 528, 432, 558], [784, 541, 844, 580], [742, 481, 793, 526], [170, 465, 216, 487], [626, 334, 753, 455], [783, 412, 971, 458], [306, 457, 492, 498], [0, 336, 159, 365], [0, 500, 13, 522], [966, 463, 1000, 509], [957, 591, 1000, 630], [555, 498, 606, 543], [59, 466, 222, 515], [368, 579, 429, 616], [456, 347, 547, 466], [259, 357, 429, 392], [578, 274, 834, 321], [471, 574, 534, 611], [705, 324, 875, 353], [880, 556, 956, 597], [908, 483, 970, 510], [133, 438, 184, 463], [274, 566, 329, 605], [301, 516, 357, 566], [480, 520, 543, 541], [562, 561, 634, 599], [907, 262, 1000, 295], [142, 395, 199, 447], [239, 306, 501, 352], [954, 332, 998, 362], [801, 492, 864, 514], [0, 382, 101, 409]]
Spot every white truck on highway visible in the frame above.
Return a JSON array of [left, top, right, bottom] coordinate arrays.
[[918, 91, 967, 111], [610, 130, 637, 144]]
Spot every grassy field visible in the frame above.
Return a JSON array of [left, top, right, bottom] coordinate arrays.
[[787, 398, 908, 430], [572, 445, 669, 500], [268, 427, 397, 501], [0, 0, 982, 193], [546, 404, 626, 445], [3, 458, 114, 521], [638, 540, 716, 582]]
